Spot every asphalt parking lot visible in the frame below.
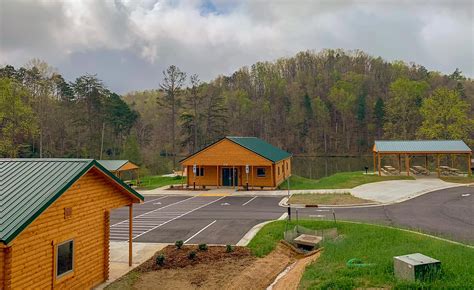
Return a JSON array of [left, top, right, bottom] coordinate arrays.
[[110, 195, 284, 244], [110, 185, 474, 245]]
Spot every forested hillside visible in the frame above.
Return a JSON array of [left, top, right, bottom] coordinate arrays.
[[1, 50, 473, 174]]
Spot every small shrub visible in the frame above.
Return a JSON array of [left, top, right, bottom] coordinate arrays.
[[198, 243, 208, 251], [155, 254, 165, 266], [175, 240, 184, 249], [188, 251, 197, 260], [226, 244, 233, 253]]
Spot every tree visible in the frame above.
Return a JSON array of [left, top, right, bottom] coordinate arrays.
[[0, 78, 38, 157], [418, 88, 473, 140], [180, 74, 203, 153], [374, 98, 385, 138], [158, 65, 186, 169], [383, 78, 428, 139]]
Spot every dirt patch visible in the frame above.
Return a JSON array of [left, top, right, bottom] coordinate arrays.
[[227, 243, 297, 290], [109, 244, 302, 290], [137, 245, 251, 270], [272, 251, 321, 290]]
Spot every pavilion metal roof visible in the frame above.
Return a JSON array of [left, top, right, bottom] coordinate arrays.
[[0, 159, 144, 245], [373, 140, 472, 153]]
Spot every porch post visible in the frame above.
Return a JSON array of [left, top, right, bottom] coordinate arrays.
[[216, 165, 219, 188], [129, 204, 133, 266]]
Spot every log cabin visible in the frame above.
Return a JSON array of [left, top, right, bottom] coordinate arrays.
[[0, 159, 144, 289], [180, 136, 292, 189]]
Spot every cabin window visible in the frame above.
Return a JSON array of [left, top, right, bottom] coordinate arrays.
[[257, 168, 266, 177], [196, 167, 205, 176], [56, 239, 74, 278]]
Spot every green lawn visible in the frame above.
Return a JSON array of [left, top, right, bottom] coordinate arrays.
[[440, 176, 474, 184], [278, 172, 414, 190], [137, 175, 185, 190], [288, 192, 372, 205], [247, 220, 474, 289]]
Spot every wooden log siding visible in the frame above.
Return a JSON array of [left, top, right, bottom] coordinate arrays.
[[0, 244, 4, 289], [182, 138, 291, 188], [4, 168, 134, 289]]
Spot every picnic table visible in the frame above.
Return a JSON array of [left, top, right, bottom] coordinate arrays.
[[439, 166, 460, 176], [413, 166, 430, 175], [383, 165, 399, 175]]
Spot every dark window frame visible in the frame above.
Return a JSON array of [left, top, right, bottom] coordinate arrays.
[[56, 239, 74, 278], [196, 167, 205, 176], [256, 167, 266, 177]]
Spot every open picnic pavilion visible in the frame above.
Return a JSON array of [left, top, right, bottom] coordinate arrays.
[[373, 140, 472, 177]]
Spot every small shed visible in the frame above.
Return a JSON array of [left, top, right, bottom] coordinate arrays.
[[98, 160, 140, 184], [0, 159, 144, 289], [373, 140, 472, 177], [180, 136, 292, 189]]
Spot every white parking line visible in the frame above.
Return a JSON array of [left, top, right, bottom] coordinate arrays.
[[111, 196, 196, 227], [144, 196, 168, 204], [184, 220, 217, 243], [132, 197, 226, 240], [242, 196, 257, 206]]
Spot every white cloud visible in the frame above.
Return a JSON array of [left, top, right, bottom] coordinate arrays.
[[0, 0, 472, 93]]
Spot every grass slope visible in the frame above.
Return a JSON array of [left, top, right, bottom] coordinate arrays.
[[279, 171, 414, 190], [248, 220, 474, 289], [138, 175, 185, 190], [440, 176, 474, 184]]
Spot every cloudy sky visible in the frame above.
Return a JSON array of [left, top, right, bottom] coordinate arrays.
[[0, 0, 473, 93]]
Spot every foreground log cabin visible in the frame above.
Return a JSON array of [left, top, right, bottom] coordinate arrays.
[[0, 159, 144, 289], [180, 137, 292, 189]]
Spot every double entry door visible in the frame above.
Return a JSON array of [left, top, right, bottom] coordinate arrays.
[[222, 167, 238, 186]]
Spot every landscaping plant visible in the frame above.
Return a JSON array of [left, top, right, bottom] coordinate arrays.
[[155, 254, 165, 266], [175, 240, 184, 249], [198, 243, 208, 251], [226, 244, 233, 253], [188, 251, 197, 260]]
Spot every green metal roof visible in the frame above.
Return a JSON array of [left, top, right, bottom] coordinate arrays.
[[226, 136, 292, 162], [97, 160, 130, 171], [374, 140, 472, 153], [0, 159, 144, 245]]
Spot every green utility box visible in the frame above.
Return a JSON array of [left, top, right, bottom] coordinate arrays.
[[394, 253, 441, 281]]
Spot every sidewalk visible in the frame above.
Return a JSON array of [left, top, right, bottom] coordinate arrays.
[[95, 242, 168, 289], [350, 176, 463, 204]]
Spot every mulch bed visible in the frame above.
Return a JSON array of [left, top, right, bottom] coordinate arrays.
[[137, 245, 252, 272]]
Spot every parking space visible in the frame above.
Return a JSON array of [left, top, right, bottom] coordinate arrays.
[[110, 196, 285, 244]]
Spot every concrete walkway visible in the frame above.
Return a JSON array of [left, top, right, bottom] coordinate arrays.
[[350, 176, 462, 203], [95, 242, 167, 289]]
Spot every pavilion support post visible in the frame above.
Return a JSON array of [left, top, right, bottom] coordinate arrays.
[[377, 153, 381, 176], [468, 153, 472, 177], [398, 154, 401, 173], [425, 155, 428, 171], [128, 204, 133, 267], [373, 152, 376, 173], [405, 154, 410, 176], [437, 154, 441, 178]]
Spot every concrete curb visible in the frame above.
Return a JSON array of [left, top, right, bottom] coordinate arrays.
[[236, 212, 288, 246]]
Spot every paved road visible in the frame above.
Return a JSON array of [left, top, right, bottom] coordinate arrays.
[[110, 185, 474, 245]]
